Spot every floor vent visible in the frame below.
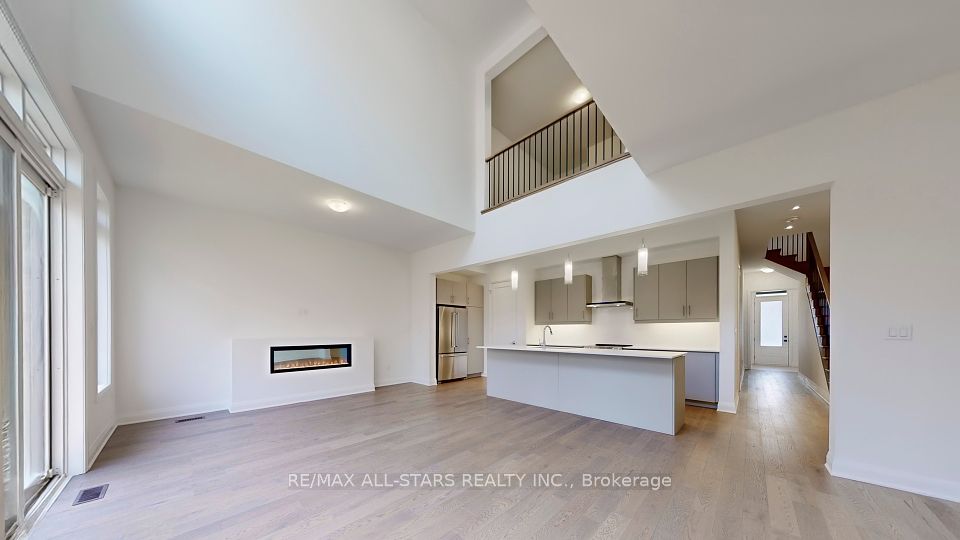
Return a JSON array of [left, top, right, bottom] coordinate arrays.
[[73, 484, 108, 506], [174, 415, 205, 423]]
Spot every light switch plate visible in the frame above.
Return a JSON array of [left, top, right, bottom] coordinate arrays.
[[886, 325, 913, 340]]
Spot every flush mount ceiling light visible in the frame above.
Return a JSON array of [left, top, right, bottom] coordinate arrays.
[[570, 86, 591, 106], [326, 199, 352, 213], [563, 256, 573, 285], [785, 216, 799, 223], [792, 205, 801, 210], [760, 267, 775, 273], [637, 240, 649, 276]]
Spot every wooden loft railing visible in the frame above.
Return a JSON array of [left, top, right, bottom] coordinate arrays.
[[483, 99, 630, 213]]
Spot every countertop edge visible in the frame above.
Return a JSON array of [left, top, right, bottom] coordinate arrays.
[[479, 345, 685, 359]]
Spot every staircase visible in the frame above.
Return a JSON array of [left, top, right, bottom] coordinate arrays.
[[765, 232, 831, 386]]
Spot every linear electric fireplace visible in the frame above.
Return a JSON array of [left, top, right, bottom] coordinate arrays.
[[270, 344, 352, 373]]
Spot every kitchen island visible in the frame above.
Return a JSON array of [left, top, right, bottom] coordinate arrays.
[[479, 346, 686, 435]]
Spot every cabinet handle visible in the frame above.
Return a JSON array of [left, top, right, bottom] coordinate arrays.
[[688, 305, 692, 317]]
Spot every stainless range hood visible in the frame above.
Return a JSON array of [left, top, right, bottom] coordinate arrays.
[[586, 255, 633, 308]]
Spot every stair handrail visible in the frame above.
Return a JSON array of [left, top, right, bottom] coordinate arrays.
[[805, 232, 830, 304]]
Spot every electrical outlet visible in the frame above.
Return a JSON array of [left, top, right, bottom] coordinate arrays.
[[886, 325, 913, 340]]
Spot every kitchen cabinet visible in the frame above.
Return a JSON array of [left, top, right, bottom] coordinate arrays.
[[685, 257, 718, 319], [436, 278, 467, 306], [684, 352, 718, 404], [466, 284, 484, 307], [534, 280, 552, 324], [534, 275, 593, 324], [635, 256, 718, 322], [633, 264, 659, 321], [467, 306, 484, 375], [550, 278, 567, 323], [565, 275, 593, 323], [658, 261, 687, 320]]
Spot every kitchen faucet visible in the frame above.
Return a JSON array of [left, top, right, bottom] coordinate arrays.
[[540, 325, 553, 348]]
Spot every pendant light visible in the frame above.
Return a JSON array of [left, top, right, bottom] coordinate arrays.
[[510, 269, 519, 290], [563, 255, 573, 284], [637, 240, 649, 276]]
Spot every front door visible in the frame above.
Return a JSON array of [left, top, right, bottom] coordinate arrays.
[[754, 293, 789, 366]]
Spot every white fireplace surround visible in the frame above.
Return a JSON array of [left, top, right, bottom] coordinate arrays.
[[230, 337, 374, 413]]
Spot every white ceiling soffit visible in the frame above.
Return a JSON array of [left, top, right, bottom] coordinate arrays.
[[492, 36, 584, 142], [75, 89, 471, 252], [410, 0, 537, 65], [735, 190, 830, 273], [69, 0, 478, 231], [526, 0, 960, 175]]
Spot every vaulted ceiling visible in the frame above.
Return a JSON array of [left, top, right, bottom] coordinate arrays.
[[68, 0, 511, 243], [527, 0, 960, 175]]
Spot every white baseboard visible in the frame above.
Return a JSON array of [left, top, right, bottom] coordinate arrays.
[[86, 423, 117, 470], [229, 384, 374, 413], [798, 371, 830, 405], [119, 400, 227, 425], [374, 377, 416, 388], [717, 400, 737, 414], [827, 454, 960, 503]]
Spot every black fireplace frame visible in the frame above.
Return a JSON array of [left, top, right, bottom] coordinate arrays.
[[269, 344, 353, 374]]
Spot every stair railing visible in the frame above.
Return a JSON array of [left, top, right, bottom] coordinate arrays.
[[484, 99, 630, 213], [805, 232, 830, 304]]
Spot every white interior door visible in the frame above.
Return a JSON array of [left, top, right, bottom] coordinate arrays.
[[489, 281, 516, 346], [754, 293, 789, 366]]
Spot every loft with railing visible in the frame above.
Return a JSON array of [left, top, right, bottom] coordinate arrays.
[[484, 99, 629, 212]]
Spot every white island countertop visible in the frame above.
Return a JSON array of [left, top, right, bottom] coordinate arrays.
[[479, 345, 684, 360]]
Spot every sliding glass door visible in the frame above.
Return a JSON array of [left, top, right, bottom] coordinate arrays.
[[1, 134, 18, 537], [19, 170, 52, 507], [1, 131, 58, 537]]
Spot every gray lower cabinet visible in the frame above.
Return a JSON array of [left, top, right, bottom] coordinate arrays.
[[534, 275, 592, 324], [634, 256, 718, 322], [685, 352, 718, 403]]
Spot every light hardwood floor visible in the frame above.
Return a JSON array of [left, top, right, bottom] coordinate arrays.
[[32, 370, 960, 539]]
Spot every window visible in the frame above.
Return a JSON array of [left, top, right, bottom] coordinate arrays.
[[759, 300, 784, 347], [96, 185, 111, 393]]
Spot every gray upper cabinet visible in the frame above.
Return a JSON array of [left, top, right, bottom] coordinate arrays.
[[534, 275, 592, 324], [466, 283, 484, 307], [686, 257, 718, 319], [436, 278, 467, 305], [633, 265, 659, 321], [549, 278, 567, 323], [534, 280, 552, 324], [634, 256, 718, 322], [565, 275, 593, 323], [658, 261, 687, 320]]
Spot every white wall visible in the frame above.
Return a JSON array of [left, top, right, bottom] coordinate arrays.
[[115, 187, 412, 423], [8, 0, 119, 471]]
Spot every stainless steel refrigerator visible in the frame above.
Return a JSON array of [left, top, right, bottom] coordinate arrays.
[[437, 306, 468, 382]]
